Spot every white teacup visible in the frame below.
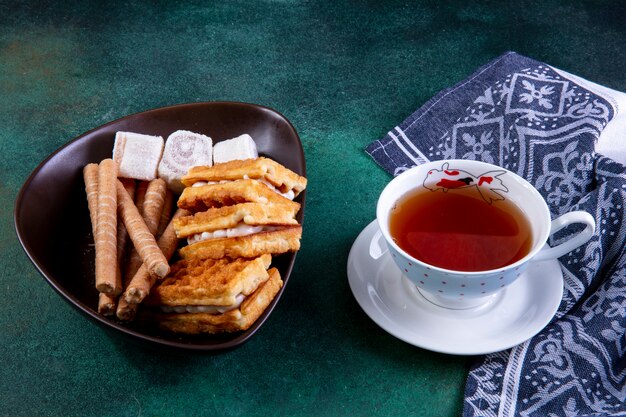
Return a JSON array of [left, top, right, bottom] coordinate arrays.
[[375, 159, 595, 309]]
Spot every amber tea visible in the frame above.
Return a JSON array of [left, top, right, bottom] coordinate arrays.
[[389, 187, 532, 272]]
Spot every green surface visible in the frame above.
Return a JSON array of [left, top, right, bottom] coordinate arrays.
[[2, 1, 626, 416]]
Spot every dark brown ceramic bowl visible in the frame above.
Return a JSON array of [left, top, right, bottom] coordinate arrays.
[[14, 102, 306, 351]]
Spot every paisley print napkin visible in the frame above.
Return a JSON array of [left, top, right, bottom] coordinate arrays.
[[367, 52, 626, 417]]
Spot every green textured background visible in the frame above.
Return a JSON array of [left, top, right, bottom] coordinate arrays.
[[2, 1, 625, 416]]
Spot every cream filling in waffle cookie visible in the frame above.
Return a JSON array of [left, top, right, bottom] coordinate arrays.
[[186, 224, 283, 245], [160, 294, 245, 314]]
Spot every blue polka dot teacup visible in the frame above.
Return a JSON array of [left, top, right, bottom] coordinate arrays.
[[376, 160, 595, 309]]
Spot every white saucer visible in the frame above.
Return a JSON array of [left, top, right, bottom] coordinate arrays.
[[347, 221, 563, 355]]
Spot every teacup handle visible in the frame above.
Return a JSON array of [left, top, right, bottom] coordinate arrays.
[[533, 211, 595, 262], [370, 228, 389, 260]]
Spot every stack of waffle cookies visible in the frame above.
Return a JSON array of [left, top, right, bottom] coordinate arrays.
[[145, 157, 307, 334]]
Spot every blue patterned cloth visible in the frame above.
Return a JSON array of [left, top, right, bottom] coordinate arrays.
[[366, 52, 626, 417]]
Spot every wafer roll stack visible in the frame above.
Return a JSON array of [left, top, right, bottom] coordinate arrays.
[[117, 208, 188, 320], [117, 183, 173, 321], [116, 180, 170, 279], [125, 179, 167, 278], [123, 208, 189, 304]]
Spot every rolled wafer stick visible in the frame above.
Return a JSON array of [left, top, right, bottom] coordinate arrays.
[[83, 163, 99, 238], [117, 178, 136, 285], [122, 178, 138, 199], [123, 208, 189, 304], [117, 178, 136, 261], [124, 179, 167, 278], [85, 164, 117, 312], [142, 178, 167, 234], [123, 180, 148, 279], [116, 180, 170, 279], [95, 159, 120, 296], [98, 293, 117, 316], [134, 181, 149, 216], [115, 296, 138, 321]]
